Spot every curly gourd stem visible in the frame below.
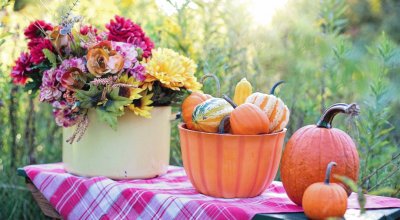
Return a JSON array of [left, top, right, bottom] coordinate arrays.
[[218, 115, 230, 134], [316, 103, 360, 129], [200, 73, 221, 97], [324, 162, 337, 185], [222, 94, 237, 108], [269, 80, 285, 95]]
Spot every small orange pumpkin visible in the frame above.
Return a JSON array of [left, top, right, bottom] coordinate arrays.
[[223, 95, 270, 135], [181, 92, 212, 130], [231, 103, 270, 135], [302, 162, 348, 219]]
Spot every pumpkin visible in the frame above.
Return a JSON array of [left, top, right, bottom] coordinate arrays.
[[245, 92, 289, 132], [233, 78, 253, 105], [222, 95, 270, 135], [192, 98, 234, 133], [281, 103, 360, 206], [302, 162, 348, 219], [181, 92, 212, 130]]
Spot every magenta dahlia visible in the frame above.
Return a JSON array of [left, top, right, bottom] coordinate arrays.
[[80, 25, 98, 36], [24, 20, 53, 40], [11, 52, 33, 85], [28, 38, 55, 64], [105, 15, 154, 58]]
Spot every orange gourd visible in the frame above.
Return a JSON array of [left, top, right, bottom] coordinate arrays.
[[302, 162, 348, 219], [223, 95, 270, 135], [281, 103, 360, 206], [181, 73, 220, 130], [181, 92, 212, 130]]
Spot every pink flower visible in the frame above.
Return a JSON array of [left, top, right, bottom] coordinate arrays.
[[80, 25, 98, 36], [39, 68, 63, 102], [24, 20, 53, 40], [11, 52, 33, 85], [105, 15, 154, 58], [52, 101, 80, 127], [28, 38, 54, 64]]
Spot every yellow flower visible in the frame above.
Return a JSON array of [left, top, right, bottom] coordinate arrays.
[[143, 48, 202, 91], [128, 92, 154, 118], [117, 74, 143, 100]]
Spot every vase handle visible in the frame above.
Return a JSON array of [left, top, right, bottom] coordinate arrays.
[[170, 112, 181, 121]]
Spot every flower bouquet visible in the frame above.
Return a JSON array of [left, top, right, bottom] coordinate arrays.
[[11, 14, 201, 178]]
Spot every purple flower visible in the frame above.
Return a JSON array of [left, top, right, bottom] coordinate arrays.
[[127, 63, 146, 81], [111, 41, 139, 68], [52, 101, 80, 127]]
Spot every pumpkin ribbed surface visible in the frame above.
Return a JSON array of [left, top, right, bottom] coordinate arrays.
[[179, 124, 286, 198], [245, 92, 290, 132], [192, 98, 234, 133], [280, 125, 360, 206], [230, 103, 270, 135]]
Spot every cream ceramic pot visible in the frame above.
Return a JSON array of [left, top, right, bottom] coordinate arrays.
[[63, 106, 171, 179]]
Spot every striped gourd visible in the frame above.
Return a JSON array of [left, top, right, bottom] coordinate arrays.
[[233, 78, 253, 105], [245, 92, 290, 132], [192, 98, 234, 133]]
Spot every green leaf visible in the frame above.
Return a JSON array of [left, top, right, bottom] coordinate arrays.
[[42, 49, 57, 68], [96, 107, 124, 130], [104, 88, 132, 112], [24, 81, 40, 92], [75, 86, 103, 109]]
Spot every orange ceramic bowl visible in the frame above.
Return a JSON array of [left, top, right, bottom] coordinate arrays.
[[178, 124, 286, 198]]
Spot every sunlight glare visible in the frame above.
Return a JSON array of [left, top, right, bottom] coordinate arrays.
[[248, 0, 288, 25]]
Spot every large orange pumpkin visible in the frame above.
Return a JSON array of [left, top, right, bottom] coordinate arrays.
[[281, 103, 360, 206], [181, 92, 212, 130]]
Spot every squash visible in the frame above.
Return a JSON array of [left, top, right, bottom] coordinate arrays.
[[222, 95, 270, 135], [192, 98, 234, 133], [181, 92, 212, 130], [245, 92, 289, 132], [302, 162, 348, 219], [281, 103, 360, 206], [233, 78, 253, 105]]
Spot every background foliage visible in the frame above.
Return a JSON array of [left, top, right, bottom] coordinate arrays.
[[0, 0, 399, 218]]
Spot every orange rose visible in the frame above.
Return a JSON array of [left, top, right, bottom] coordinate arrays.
[[86, 48, 110, 77]]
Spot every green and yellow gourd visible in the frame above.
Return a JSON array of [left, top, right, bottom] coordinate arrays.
[[192, 98, 234, 133], [233, 78, 253, 105]]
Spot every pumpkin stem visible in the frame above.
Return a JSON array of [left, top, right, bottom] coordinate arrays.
[[269, 80, 285, 95], [200, 73, 221, 97], [218, 115, 231, 134], [222, 94, 237, 108], [316, 103, 360, 128], [324, 162, 337, 185]]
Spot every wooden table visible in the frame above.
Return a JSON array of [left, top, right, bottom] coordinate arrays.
[[18, 168, 400, 220]]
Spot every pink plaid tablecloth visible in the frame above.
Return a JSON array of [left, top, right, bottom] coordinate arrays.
[[24, 163, 400, 220]]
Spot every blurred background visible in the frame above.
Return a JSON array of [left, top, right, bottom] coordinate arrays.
[[0, 0, 399, 218]]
